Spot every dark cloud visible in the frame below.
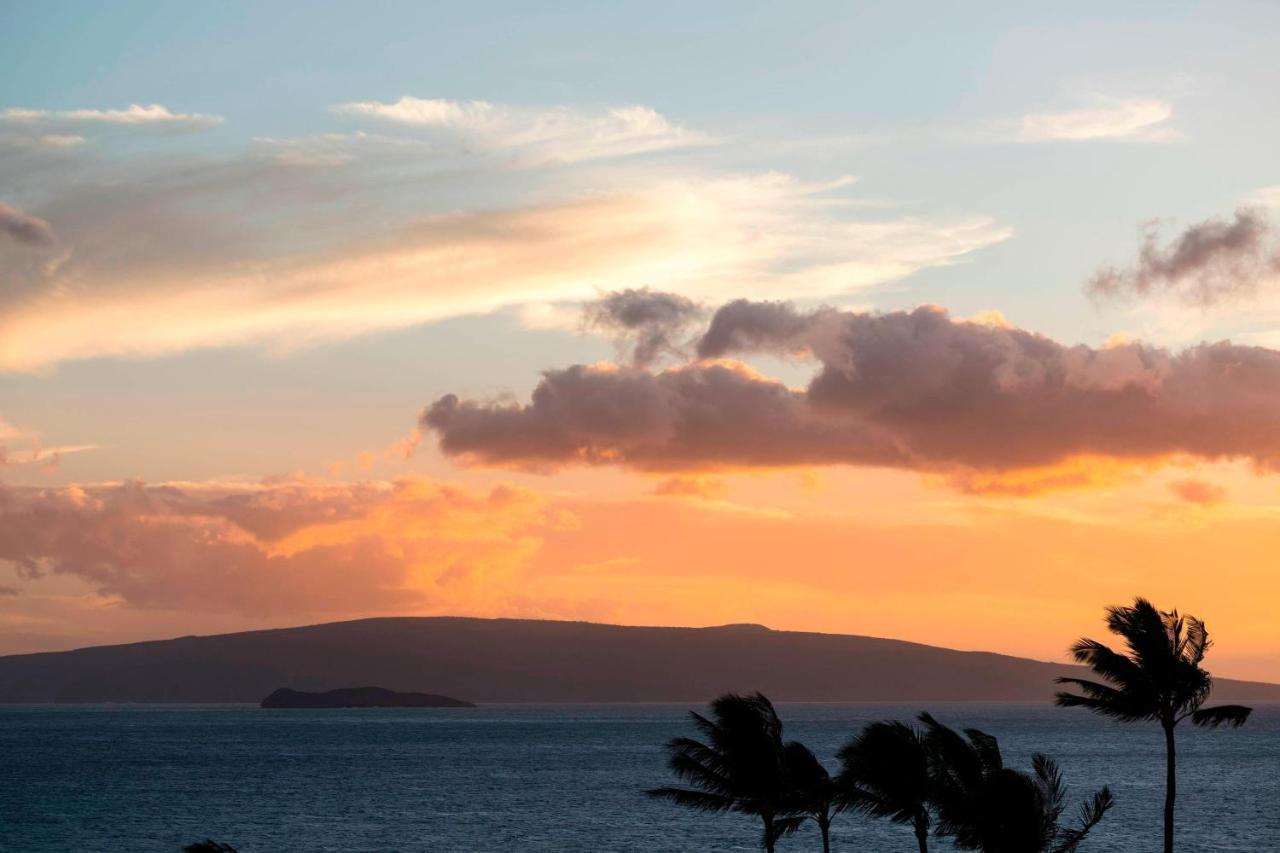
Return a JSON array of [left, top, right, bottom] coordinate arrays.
[[0, 202, 55, 246], [425, 361, 901, 471], [423, 300, 1280, 488], [1088, 208, 1280, 305], [0, 585, 18, 596], [697, 298, 829, 359], [582, 288, 703, 366]]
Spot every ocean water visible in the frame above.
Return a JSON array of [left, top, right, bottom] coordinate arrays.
[[0, 703, 1276, 852]]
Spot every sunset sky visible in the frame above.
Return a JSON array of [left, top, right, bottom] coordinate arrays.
[[2, 1, 1279, 681]]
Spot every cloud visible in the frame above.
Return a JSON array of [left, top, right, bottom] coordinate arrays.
[[0, 478, 550, 615], [0, 202, 55, 246], [0, 416, 94, 470], [1088, 208, 1280, 306], [1169, 478, 1228, 505], [652, 476, 728, 500], [1017, 98, 1174, 142], [0, 165, 1008, 371], [582, 288, 703, 366], [332, 97, 706, 162], [0, 104, 222, 131], [423, 300, 1280, 491]]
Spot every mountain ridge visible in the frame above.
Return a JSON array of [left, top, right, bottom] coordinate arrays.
[[2, 615, 1277, 704]]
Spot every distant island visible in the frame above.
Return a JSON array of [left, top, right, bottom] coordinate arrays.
[[3, 616, 1279, 704], [261, 686, 475, 709]]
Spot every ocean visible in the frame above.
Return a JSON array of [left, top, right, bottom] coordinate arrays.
[[1, 703, 1276, 852]]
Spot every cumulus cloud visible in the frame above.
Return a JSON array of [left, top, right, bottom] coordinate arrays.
[[0, 202, 55, 246], [0, 478, 550, 615], [1088, 208, 1280, 306], [332, 97, 706, 162], [0, 104, 222, 131], [423, 299, 1280, 491], [582, 288, 703, 366], [1018, 98, 1174, 142]]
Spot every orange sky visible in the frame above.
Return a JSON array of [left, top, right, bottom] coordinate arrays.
[[3, 460, 1276, 682]]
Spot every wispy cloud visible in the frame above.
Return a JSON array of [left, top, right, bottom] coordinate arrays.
[[332, 97, 708, 162], [0, 103, 222, 131], [0, 416, 95, 470], [1016, 97, 1175, 142], [0, 158, 1009, 371], [0, 202, 55, 246]]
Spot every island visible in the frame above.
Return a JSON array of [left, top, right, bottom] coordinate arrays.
[[260, 686, 475, 709]]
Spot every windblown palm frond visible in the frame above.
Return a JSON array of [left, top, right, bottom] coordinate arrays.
[[837, 719, 932, 850], [1051, 786, 1114, 853], [1188, 704, 1252, 729]]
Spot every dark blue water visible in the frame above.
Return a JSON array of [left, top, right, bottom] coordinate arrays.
[[1, 703, 1275, 852]]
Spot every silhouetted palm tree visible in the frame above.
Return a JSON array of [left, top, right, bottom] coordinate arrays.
[[921, 713, 1113, 853], [1054, 598, 1251, 853], [837, 720, 932, 852], [782, 740, 842, 853], [647, 692, 793, 853]]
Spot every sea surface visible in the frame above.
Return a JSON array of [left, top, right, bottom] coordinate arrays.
[[1, 702, 1276, 852]]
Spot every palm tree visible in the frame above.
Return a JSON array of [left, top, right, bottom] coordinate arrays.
[[647, 692, 794, 853], [921, 713, 1113, 853], [837, 720, 932, 852], [782, 740, 842, 853], [1054, 598, 1252, 853]]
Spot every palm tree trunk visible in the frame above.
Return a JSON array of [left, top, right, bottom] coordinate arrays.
[[1163, 721, 1176, 853], [763, 814, 776, 853], [820, 815, 831, 853], [914, 814, 929, 853]]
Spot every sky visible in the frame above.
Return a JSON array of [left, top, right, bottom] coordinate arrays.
[[2, 1, 1280, 681]]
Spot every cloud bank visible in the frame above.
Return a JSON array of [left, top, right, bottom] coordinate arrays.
[[0, 478, 549, 615], [423, 296, 1280, 490]]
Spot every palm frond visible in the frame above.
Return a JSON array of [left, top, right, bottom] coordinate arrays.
[[1052, 786, 1114, 853], [1031, 753, 1066, 825], [962, 727, 1003, 774], [1067, 639, 1154, 698], [646, 786, 736, 813], [837, 719, 929, 825], [1189, 704, 1252, 728], [1054, 678, 1156, 722]]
